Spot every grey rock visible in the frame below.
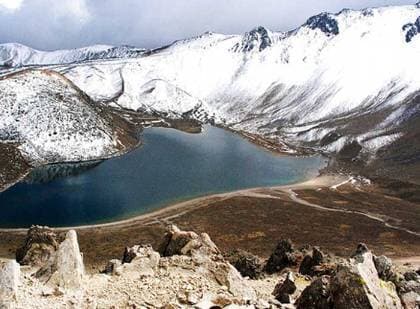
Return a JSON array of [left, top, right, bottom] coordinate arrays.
[[404, 271, 420, 282], [374, 255, 394, 281], [225, 249, 264, 279], [273, 272, 297, 304], [265, 239, 297, 274], [299, 247, 324, 276], [0, 260, 20, 307], [331, 246, 402, 309], [296, 275, 332, 309], [399, 291, 420, 309], [36, 230, 85, 290], [158, 225, 219, 257], [103, 259, 122, 275], [16, 225, 60, 267]]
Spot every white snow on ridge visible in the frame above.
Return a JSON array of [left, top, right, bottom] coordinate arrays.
[[3, 3, 420, 155], [0, 70, 120, 163], [0, 43, 145, 68]]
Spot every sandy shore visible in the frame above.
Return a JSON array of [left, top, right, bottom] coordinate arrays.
[[0, 174, 345, 233]]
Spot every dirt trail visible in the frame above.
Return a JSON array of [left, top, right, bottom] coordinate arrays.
[[285, 188, 420, 237]]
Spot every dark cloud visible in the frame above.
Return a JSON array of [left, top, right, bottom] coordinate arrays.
[[0, 0, 415, 50]]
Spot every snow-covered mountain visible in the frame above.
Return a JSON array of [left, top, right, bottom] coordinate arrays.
[[0, 70, 135, 164], [52, 3, 420, 157], [2, 3, 420, 179], [0, 43, 146, 68]]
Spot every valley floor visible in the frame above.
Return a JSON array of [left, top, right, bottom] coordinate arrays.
[[1, 175, 419, 273]]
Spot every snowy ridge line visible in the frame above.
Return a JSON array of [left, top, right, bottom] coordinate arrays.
[[1, 3, 420, 164]]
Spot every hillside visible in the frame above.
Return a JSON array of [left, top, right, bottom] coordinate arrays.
[[0, 69, 139, 190]]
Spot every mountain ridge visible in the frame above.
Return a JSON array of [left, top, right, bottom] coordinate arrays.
[[1, 2, 420, 181]]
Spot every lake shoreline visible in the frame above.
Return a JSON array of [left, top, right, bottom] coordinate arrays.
[[0, 173, 336, 233]]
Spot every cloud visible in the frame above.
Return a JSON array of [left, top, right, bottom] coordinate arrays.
[[0, 0, 415, 50], [0, 0, 23, 11]]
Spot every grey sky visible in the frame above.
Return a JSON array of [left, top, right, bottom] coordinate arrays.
[[0, 0, 415, 50]]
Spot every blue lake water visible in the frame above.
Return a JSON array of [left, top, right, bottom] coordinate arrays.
[[0, 126, 326, 228]]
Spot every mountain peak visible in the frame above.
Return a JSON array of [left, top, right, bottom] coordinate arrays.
[[304, 12, 339, 36], [232, 26, 273, 53]]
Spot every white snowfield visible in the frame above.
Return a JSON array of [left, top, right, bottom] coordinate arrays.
[[4, 3, 420, 156], [0, 70, 120, 163]]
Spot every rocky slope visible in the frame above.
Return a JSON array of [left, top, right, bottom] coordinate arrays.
[[0, 225, 418, 308], [0, 69, 138, 164]]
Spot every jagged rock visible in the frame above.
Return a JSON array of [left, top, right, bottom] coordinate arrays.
[[400, 291, 420, 309], [374, 255, 394, 281], [299, 247, 324, 276], [103, 259, 122, 275], [273, 272, 297, 303], [16, 225, 60, 267], [295, 275, 332, 309], [265, 239, 297, 274], [305, 12, 339, 36], [212, 262, 257, 301], [119, 244, 160, 276], [225, 249, 264, 279], [395, 273, 420, 309], [0, 260, 20, 306], [331, 244, 402, 308], [36, 230, 84, 290], [404, 271, 420, 282], [158, 225, 219, 257], [352, 243, 369, 257]]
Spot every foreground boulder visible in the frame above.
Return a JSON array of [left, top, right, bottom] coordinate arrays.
[[16, 225, 60, 267], [331, 244, 402, 308], [265, 239, 298, 274], [36, 230, 84, 290], [0, 260, 20, 307]]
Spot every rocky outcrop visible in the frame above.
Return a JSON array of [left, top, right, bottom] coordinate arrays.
[[272, 272, 297, 303], [299, 246, 324, 276], [0, 260, 20, 307], [374, 255, 394, 281], [4, 226, 419, 308], [15, 225, 60, 267], [225, 249, 264, 279], [36, 230, 84, 290], [296, 275, 332, 309], [330, 244, 402, 308], [265, 239, 298, 274], [158, 225, 219, 257]]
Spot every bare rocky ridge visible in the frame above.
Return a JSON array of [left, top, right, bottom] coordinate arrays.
[[0, 225, 418, 308]]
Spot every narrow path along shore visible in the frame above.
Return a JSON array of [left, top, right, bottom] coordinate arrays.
[[0, 175, 346, 233], [2, 174, 419, 239]]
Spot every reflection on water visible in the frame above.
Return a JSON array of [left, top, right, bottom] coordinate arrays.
[[0, 126, 327, 228], [24, 161, 102, 184]]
